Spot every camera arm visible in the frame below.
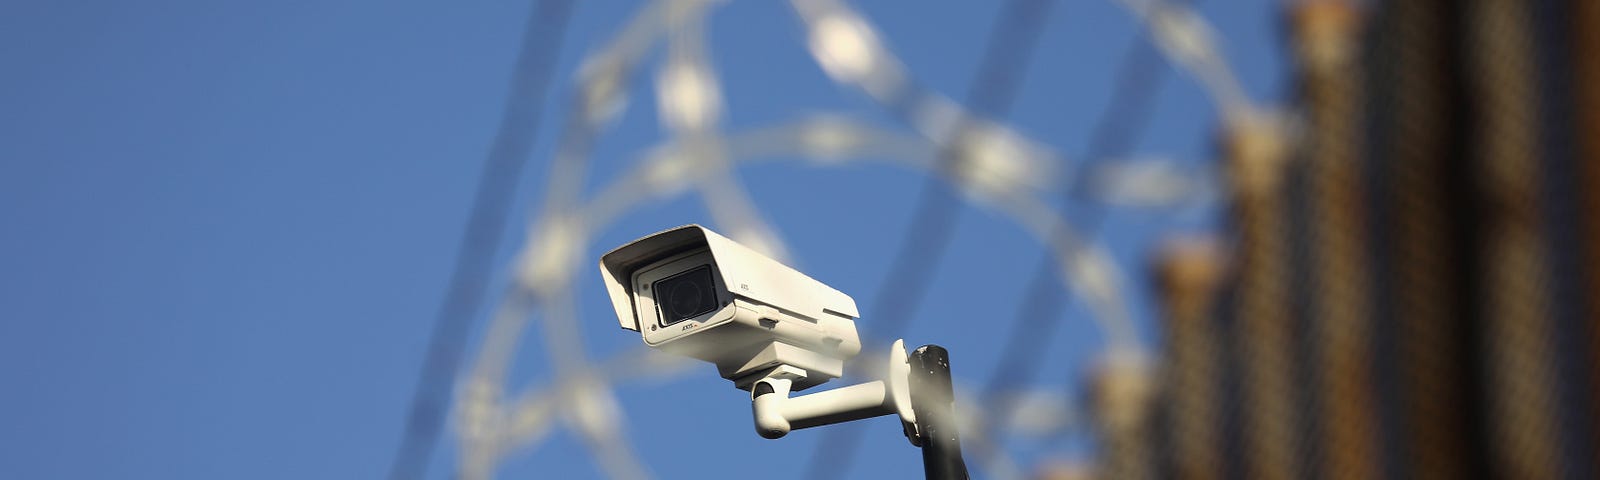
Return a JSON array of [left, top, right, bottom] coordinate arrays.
[[747, 339, 970, 480], [749, 340, 917, 440]]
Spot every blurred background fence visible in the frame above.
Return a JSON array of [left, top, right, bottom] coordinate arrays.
[[1127, 1, 1600, 479]]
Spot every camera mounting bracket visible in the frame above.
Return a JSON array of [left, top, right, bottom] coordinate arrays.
[[748, 339, 919, 443]]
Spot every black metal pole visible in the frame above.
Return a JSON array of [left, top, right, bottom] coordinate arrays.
[[908, 345, 970, 480]]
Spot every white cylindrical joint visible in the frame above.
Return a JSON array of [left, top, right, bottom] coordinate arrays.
[[752, 378, 792, 439]]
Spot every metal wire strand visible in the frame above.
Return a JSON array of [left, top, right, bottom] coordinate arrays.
[[386, 1, 574, 478]]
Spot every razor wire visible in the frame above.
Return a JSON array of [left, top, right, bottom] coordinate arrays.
[[424, 0, 1263, 478], [800, 0, 1064, 474]]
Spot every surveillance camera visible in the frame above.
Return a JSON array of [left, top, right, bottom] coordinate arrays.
[[598, 225, 966, 474], [598, 224, 862, 391]]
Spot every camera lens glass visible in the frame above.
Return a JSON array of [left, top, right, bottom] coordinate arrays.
[[653, 265, 719, 326]]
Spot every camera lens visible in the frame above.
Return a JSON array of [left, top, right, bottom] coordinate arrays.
[[654, 265, 718, 325]]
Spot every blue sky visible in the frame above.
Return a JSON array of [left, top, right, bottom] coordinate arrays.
[[0, 0, 1285, 478]]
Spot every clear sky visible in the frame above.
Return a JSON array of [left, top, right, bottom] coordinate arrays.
[[0, 0, 1285, 478]]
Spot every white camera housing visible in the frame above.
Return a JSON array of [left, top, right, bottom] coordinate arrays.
[[599, 225, 863, 391]]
